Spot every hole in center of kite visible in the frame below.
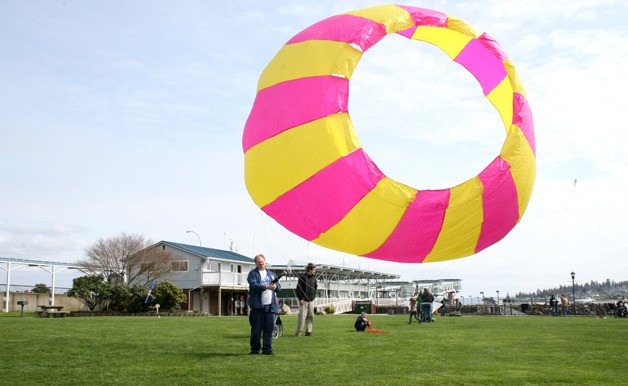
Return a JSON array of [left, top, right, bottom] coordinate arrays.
[[349, 35, 504, 190]]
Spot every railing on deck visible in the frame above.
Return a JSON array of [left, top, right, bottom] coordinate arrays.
[[201, 271, 248, 287], [281, 297, 355, 314], [0, 284, 71, 295]]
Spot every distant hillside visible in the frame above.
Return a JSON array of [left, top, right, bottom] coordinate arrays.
[[515, 279, 628, 302]]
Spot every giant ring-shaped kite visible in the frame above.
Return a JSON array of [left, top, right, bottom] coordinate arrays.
[[243, 4, 535, 263]]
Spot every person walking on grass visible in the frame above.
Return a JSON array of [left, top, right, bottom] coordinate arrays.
[[295, 263, 318, 337], [408, 297, 420, 324]]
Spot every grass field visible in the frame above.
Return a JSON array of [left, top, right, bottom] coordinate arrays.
[[1, 312, 626, 385]]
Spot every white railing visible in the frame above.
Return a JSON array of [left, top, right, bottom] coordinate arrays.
[[281, 297, 355, 314], [373, 298, 409, 307], [323, 299, 353, 314], [201, 272, 248, 287], [0, 284, 71, 295]]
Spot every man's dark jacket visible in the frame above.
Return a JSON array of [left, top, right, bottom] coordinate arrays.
[[296, 272, 317, 301]]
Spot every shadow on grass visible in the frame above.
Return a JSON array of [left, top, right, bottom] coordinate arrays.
[[185, 352, 248, 358], [223, 333, 249, 339]]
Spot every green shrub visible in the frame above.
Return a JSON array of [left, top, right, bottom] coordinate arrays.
[[32, 283, 51, 294], [149, 281, 186, 310], [67, 275, 109, 311]]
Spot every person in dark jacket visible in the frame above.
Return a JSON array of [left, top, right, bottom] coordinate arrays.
[[247, 254, 281, 355], [616, 300, 627, 317], [420, 288, 435, 323], [439, 298, 447, 317], [355, 312, 371, 331], [295, 263, 318, 337], [549, 295, 558, 317]]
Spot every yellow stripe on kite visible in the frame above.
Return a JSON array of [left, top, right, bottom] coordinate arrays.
[[244, 113, 361, 208], [504, 60, 527, 97], [314, 177, 416, 255], [500, 125, 536, 220], [423, 177, 484, 262], [345, 5, 415, 34], [486, 77, 514, 131], [446, 17, 481, 39], [257, 40, 362, 92], [411, 26, 473, 60]]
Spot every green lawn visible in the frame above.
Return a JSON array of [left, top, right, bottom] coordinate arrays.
[[1, 313, 626, 385]]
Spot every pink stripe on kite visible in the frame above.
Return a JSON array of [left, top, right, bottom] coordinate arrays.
[[477, 32, 509, 62], [513, 93, 536, 155], [395, 5, 448, 27], [397, 26, 417, 39], [475, 156, 519, 253], [263, 149, 385, 241], [455, 39, 506, 96], [365, 189, 450, 263], [242, 76, 348, 152], [287, 14, 387, 52]]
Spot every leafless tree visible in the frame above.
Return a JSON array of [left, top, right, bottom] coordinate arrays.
[[78, 233, 176, 286]]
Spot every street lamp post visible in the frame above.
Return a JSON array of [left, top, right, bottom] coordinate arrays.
[[571, 271, 576, 316], [186, 230, 202, 246], [496, 290, 500, 315]]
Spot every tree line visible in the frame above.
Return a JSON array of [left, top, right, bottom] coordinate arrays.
[[515, 279, 628, 301]]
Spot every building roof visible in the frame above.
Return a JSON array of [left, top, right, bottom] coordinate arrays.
[[0, 257, 85, 269], [159, 241, 255, 264], [412, 279, 462, 284], [270, 261, 399, 281]]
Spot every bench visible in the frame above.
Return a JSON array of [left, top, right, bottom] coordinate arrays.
[[38, 310, 70, 318], [38, 305, 70, 318]]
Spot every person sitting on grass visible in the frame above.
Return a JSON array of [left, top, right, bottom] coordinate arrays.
[[355, 312, 371, 332]]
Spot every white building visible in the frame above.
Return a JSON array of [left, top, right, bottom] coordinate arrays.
[[153, 242, 400, 315], [150, 241, 255, 316], [270, 261, 399, 314]]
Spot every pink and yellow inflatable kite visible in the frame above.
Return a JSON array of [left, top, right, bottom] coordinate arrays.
[[243, 4, 535, 263]]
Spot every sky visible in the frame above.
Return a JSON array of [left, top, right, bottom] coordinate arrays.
[[1, 0, 627, 299]]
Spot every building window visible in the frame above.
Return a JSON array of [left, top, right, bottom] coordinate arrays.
[[171, 261, 188, 272]]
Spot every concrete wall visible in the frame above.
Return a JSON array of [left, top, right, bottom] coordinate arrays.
[[7, 292, 88, 312]]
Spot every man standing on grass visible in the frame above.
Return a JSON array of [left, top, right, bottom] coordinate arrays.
[[420, 288, 434, 323], [247, 254, 281, 355], [295, 263, 317, 337], [560, 293, 570, 317]]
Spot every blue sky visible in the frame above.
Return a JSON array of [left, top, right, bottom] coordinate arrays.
[[2, 1, 627, 298]]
